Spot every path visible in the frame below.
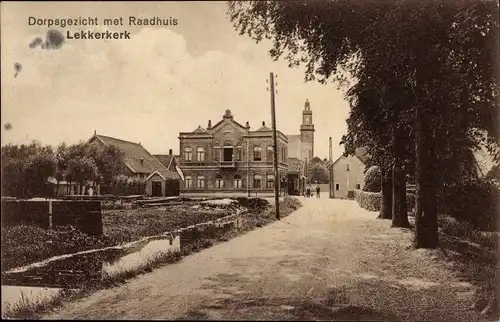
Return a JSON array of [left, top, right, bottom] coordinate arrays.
[[44, 197, 482, 320]]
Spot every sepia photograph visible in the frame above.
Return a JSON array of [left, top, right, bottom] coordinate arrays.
[[1, 0, 499, 320]]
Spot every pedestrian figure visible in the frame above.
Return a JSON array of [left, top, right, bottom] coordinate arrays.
[[316, 184, 320, 198], [306, 185, 311, 198]]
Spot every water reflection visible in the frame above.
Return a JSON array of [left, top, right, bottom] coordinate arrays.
[[2, 235, 180, 289], [1, 235, 180, 310], [1, 213, 240, 311]]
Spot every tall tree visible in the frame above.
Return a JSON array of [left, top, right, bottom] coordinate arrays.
[[86, 144, 125, 187], [1, 141, 56, 198], [228, 0, 499, 248]]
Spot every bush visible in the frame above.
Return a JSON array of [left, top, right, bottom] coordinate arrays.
[[354, 190, 416, 213], [438, 178, 499, 232], [235, 197, 269, 212], [363, 166, 381, 192], [354, 189, 381, 211]]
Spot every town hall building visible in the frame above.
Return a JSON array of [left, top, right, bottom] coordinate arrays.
[[178, 109, 289, 197], [178, 100, 315, 197]]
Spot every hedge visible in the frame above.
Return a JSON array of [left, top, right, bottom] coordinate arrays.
[[354, 189, 381, 211], [354, 189, 416, 212]]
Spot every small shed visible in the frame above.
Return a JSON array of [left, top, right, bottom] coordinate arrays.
[[146, 170, 180, 197]]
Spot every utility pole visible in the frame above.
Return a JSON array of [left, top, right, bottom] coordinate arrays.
[[247, 134, 250, 197], [329, 137, 334, 198], [270, 72, 280, 220]]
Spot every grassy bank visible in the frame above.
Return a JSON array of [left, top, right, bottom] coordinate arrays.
[[437, 215, 499, 321], [1, 202, 239, 272], [2, 197, 302, 319]]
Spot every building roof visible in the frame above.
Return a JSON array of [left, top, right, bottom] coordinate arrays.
[[153, 154, 175, 170], [473, 146, 497, 177], [89, 134, 169, 174], [332, 147, 370, 168], [146, 169, 180, 181], [192, 125, 208, 133], [256, 121, 272, 132], [287, 135, 301, 160]]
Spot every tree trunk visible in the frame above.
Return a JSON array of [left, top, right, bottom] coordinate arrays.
[[392, 127, 410, 228], [392, 164, 410, 227], [378, 166, 393, 219], [414, 103, 439, 248]]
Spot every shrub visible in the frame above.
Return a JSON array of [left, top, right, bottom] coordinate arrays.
[[363, 166, 381, 192], [354, 190, 416, 213], [354, 189, 381, 211], [235, 197, 269, 213]]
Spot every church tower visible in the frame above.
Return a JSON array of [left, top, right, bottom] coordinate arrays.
[[300, 99, 315, 162]]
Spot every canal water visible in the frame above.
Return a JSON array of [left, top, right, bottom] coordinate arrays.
[[1, 199, 248, 314], [1, 234, 181, 312]]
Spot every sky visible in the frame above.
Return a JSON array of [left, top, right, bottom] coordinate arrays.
[[1, 1, 351, 160]]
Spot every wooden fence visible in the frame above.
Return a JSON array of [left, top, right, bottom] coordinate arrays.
[[1, 200, 103, 235]]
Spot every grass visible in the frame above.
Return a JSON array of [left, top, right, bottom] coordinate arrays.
[[437, 214, 499, 321], [2, 197, 303, 320], [102, 204, 236, 244], [1, 204, 236, 272]]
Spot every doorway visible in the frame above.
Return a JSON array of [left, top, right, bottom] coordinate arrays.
[[152, 181, 162, 197]]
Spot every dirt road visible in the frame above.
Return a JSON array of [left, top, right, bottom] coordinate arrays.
[[44, 197, 482, 320]]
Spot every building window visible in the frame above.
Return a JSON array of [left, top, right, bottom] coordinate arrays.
[[184, 147, 192, 162], [253, 174, 262, 189], [197, 176, 205, 189], [253, 146, 262, 161], [215, 174, 224, 189], [233, 174, 243, 189], [267, 146, 273, 162], [185, 176, 193, 189], [356, 184, 361, 189], [266, 174, 275, 189], [345, 164, 351, 172], [197, 147, 205, 161], [236, 147, 242, 161], [335, 183, 340, 191]]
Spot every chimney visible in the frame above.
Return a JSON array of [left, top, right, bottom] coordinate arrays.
[[208, 120, 212, 128], [94, 129, 96, 135], [262, 121, 265, 126], [169, 149, 173, 155]]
